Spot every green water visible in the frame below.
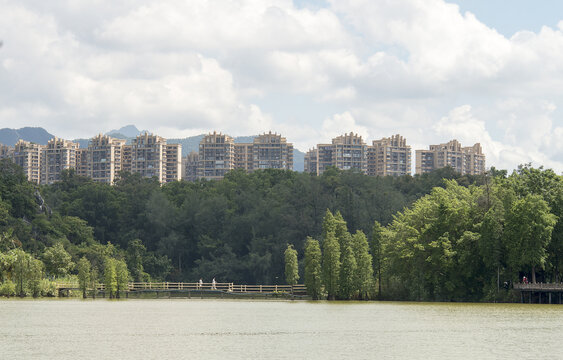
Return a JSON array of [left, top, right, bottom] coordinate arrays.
[[1, 299, 562, 359]]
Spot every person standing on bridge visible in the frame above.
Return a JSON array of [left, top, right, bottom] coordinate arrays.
[[212, 278, 217, 290], [198, 278, 203, 289]]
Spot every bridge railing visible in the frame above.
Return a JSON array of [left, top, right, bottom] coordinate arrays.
[[56, 281, 307, 294], [514, 283, 563, 291]]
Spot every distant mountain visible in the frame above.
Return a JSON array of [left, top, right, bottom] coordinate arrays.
[[73, 138, 90, 148], [293, 149, 305, 172], [107, 125, 144, 138], [0, 127, 54, 146]]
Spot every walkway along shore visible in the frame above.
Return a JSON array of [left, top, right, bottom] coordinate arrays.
[[55, 281, 309, 299]]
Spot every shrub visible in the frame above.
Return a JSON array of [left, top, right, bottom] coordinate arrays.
[[0, 281, 16, 297], [40, 279, 57, 297]]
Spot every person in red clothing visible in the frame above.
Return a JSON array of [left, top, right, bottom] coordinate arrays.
[[523, 276, 528, 284]]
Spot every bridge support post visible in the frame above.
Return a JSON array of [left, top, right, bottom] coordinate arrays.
[[539, 292, 542, 304], [520, 292, 523, 303], [549, 292, 552, 304], [529, 292, 532, 304]]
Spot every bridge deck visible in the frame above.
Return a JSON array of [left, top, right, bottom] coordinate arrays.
[[56, 282, 307, 295]]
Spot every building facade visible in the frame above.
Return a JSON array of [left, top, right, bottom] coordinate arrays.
[[165, 143, 182, 183], [305, 133, 367, 175], [251, 132, 293, 171], [182, 152, 199, 182], [367, 134, 411, 177], [197, 132, 235, 180], [130, 133, 167, 183], [13, 140, 44, 184], [86, 134, 127, 184], [416, 139, 485, 175], [41, 137, 78, 184]]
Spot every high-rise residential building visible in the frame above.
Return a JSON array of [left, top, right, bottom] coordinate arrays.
[[0, 144, 13, 159], [130, 133, 167, 183], [182, 152, 199, 181], [252, 132, 293, 171], [87, 134, 127, 184], [367, 134, 411, 177], [234, 143, 254, 171], [462, 143, 486, 175], [13, 140, 44, 184], [41, 137, 79, 184], [416, 139, 485, 175], [197, 132, 235, 180], [305, 133, 367, 175], [164, 143, 182, 183], [332, 133, 367, 173], [75, 148, 89, 178], [121, 145, 132, 174]]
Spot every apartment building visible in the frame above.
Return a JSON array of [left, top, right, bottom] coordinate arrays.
[[75, 148, 89, 178], [182, 151, 199, 182], [86, 134, 127, 184], [130, 133, 167, 183], [197, 132, 235, 180], [416, 139, 485, 175], [0, 144, 13, 159], [252, 132, 293, 171], [41, 137, 78, 184], [462, 143, 486, 175], [305, 133, 367, 175], [12, 140, 44, 184], [367, 134, 411, 177], [165, 143, 182, 183], [234, 143, 254, 171]]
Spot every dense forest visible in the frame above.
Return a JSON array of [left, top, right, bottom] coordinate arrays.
[[0, 158, 561, 301]]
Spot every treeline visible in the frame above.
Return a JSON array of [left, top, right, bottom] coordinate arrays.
[[291, 165, 562, 301], [1, 156, 561, 301]]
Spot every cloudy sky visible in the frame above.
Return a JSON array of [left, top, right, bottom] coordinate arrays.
[[1, 0, 562, 173]]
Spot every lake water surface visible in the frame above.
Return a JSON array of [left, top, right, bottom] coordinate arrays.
[[1, 299, 562, 359]]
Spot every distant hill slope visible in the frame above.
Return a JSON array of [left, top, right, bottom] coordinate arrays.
[[0, 127, 54, 146]]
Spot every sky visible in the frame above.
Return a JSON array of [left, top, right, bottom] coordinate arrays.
[[0, 0, 562, 173]]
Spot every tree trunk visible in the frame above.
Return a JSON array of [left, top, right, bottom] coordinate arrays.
[[532, 265, 537, 284]]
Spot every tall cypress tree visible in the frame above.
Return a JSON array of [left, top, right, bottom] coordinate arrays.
[[322, 230, 340, 300], [352, 230, 374, 300], [371, 221, 384, 297], [338, 236, 357, 300], [304, 237, 322, 300], [284, 244, 299, 285]]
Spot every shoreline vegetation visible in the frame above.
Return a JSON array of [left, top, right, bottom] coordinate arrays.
[[0, 159, 561, 302]]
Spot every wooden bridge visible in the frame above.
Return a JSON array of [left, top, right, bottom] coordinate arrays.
[[513, 283, 563, 304], [55, 282, 308, 298]]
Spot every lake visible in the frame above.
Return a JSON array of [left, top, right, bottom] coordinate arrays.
[[1, 299, 562, 359]]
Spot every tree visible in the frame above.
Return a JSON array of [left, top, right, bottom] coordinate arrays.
[[42, 243, 74, 278], [284, 244, 299, 286], [370, 221, 384, 296], [352, 230, 374, 300], [127, 239, 148, 282], [104, 258, 117, 299], [338, 238, 357, 300], [504, 194, 557, 283], [115, 260, 129, 298], [322, 230, 340, 300], [27, 258, 43, 298], [304, 237, 322, 300], [77, 257, 91, 299]]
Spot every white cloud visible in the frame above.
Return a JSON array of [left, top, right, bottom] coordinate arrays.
[[0, 0, 562, 173]]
